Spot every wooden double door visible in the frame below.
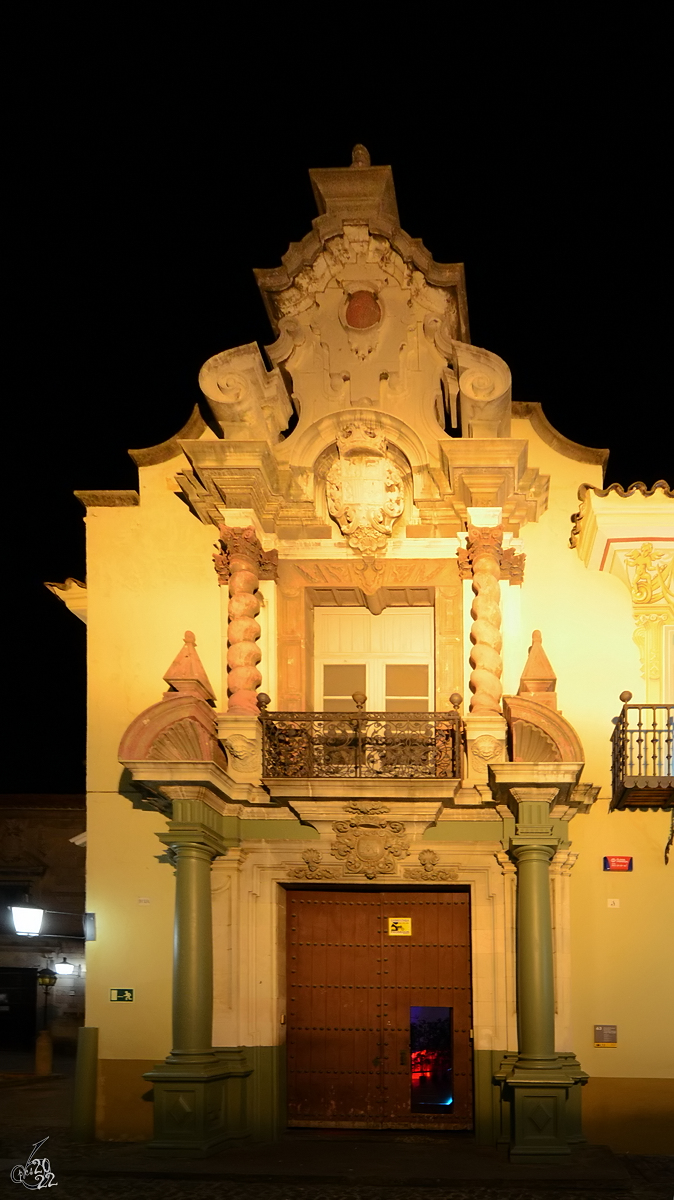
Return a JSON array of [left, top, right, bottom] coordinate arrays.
[[286, 889, 473, 1129]]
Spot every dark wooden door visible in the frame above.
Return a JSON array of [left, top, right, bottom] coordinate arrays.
[[287, 889, 472, 1129], [0, 967, 38, 1050]]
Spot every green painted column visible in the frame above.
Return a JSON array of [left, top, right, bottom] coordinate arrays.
[[144, 809, 251, 1152], [488, 768, 589, 1159], [512, 842, 556, 1068], [172, 840, 215, 1060]]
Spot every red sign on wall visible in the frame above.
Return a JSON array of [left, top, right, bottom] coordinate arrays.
[[603, 856, 633, 871]]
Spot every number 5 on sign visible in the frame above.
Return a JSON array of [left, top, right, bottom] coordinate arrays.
[[388, 917, 412, 936]]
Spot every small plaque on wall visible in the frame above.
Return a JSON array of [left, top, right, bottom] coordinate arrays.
[[594, 1024, 617, 1047], [603, 856, 633, 871], [388, 917, 412, 936], [110, 988, 134, 1002]]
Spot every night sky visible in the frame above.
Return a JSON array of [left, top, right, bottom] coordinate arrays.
[[5, 44, 671, 793]]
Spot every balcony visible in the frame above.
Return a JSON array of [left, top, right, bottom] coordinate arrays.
[[611, 696, 674, 811], [260, 708, 463, 784]]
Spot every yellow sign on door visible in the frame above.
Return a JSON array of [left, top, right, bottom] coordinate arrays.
[[388, 917, 412, 936]]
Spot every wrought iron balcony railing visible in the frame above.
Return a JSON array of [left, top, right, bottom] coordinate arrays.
[[611, 693, 674, 811], [260, 709, 464, 781]]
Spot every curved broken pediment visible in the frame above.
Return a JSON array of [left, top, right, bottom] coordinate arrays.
[[503, 696, 584, 764], [118, 632, 226, 770]]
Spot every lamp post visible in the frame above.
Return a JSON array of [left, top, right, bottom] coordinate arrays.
[[35, 965, 57, 1077]]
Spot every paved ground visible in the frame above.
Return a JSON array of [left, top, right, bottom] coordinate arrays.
[[0, 1066, 671, 1200]]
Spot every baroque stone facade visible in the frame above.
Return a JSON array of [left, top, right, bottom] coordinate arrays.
[[48, 148, 673, 1155]]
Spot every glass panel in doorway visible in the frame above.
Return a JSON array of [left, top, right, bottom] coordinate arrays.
[[410, 1005, 453, 1112], [386, 664, 429, 712], [323, 664, 366, 711]]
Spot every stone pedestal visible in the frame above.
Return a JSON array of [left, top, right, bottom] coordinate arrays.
[[455, 713, 507, 804], [217, 713, 262, 785]]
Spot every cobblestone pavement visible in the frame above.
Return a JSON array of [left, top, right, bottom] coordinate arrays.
[[2, 1176, 671, 1200], [0, 1078, 671, 1200], [1, 1157, 672, 1200]]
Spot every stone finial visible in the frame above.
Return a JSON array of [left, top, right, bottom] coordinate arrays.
[[351, 144, 371, 168], [309, 151, 400, 227], [163, 631, 217, 705], [518, 630, 557, 709]]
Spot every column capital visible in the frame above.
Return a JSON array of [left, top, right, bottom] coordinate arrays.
[[158, 821, 229, 861], [214, 524, 278, 583], [509, 839, 559, 861]]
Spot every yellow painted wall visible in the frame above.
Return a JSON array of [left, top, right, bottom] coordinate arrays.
[[582, 1077, 674, 1154], [570, 806, 673, 1079], [85, 791, 173, 1060], [510, 420, 643, 790], [85, 452, 222, 1068], [512, 418, 674, 1085]]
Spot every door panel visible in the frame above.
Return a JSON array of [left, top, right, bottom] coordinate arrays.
[[287, 890, 472, 1129]]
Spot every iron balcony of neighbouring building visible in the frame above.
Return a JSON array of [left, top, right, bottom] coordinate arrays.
[[610, 693, 674, 810], [259, 709, 464, 781]]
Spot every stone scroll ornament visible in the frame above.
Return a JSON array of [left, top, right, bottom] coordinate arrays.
[[460, 524, 504, 715], [213, 526, 278, 715], [326, 422, 404, 560]]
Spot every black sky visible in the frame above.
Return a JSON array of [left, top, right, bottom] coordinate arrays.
[[5, 29, 671, 792]]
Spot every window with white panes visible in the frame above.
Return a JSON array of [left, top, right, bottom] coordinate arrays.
[[314, 607, 434, 711]]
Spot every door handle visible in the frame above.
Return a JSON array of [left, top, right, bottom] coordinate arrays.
[[399, 1049, 407, 1066], [372, 1056, 381, 1067]]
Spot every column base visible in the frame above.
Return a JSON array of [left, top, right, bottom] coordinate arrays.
[[495, 1053, 588, 1160], [144, 1048, 252, 1154]]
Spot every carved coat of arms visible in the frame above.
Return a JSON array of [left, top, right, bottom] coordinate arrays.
[[331, 802, 409, 879], [326, 422, 404, 558]]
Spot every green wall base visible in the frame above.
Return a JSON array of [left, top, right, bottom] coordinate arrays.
[[239, 1045, 286, 1142]]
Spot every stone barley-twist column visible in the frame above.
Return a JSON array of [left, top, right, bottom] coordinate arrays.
[[215, 525, 277, 716], [466, 523, 504, 715]]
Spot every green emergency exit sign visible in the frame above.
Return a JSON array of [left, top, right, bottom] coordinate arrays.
[[110, 988, 134, 1002]]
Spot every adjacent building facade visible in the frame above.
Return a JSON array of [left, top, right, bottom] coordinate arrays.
[[53, 148, 674, 1155]]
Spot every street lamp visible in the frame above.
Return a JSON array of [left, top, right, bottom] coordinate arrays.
[[37, 965, 57, 1030], [10, 906, 95, 940], [54, 957, 75, 976], [11, 907, 44, 935], [35, 965, 57, 1077]]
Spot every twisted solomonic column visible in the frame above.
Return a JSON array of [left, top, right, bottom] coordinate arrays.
[[463, 523, 504, 715], [214, 525, 278, 715]]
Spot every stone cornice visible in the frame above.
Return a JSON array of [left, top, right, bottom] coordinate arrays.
[[122, 758, 269, 808], [45, 577, 87, 623], [570, 480, 674, 559], [487, 762, 584, 810], [264, 778, 461, 803], [128, 404, 211, 467], [512, 402, 609, 472], [74, 490, 139, 507]]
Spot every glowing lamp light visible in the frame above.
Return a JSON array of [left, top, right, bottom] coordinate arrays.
[[54, 957, 75, 976], [11, 907, 44, 936]]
